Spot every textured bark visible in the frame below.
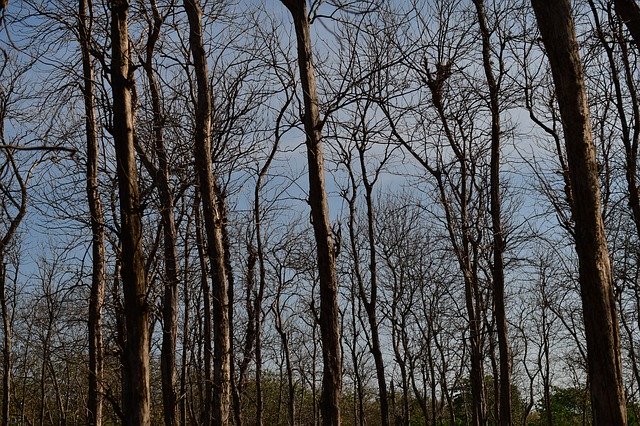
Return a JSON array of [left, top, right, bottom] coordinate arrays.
[[183, 0, 231, 423], [237, 243, 256, 426], [139, 3, 179, 423], [279, 1, 341, 424], [531, 1, 627, 423], [218, 192, 237, 426], [110, 1, 150, 424], [78, 0, 106, 423], [472, 1, 511, 423]]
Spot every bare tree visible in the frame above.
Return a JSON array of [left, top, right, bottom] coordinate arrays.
[[110, 1, 150, 423], [278, 1, 342, 424], [471, 1, 511, 422], [0, 150, 24, 426], [531, 0, 627, 423], [134, 1, 180, 423], [0, 47, 32, 426], [77, 0, 106, 423], [183, 0, 232, 423]]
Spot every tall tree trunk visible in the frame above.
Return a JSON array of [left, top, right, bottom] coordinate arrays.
[[472, 1, 511, 423], [78, 0, 106, 424], [139, 3, 179, 423], [194, 188, 213, 424], [183, 1, 231, 422], [110, 2, 150, 424], [180, 207, 193, 426], [531, 1, 627, 423], [387, 63, 488, 425], [0, 256, 11, 426], [279, 2, 341, 423], [218, 192, 237, 426]]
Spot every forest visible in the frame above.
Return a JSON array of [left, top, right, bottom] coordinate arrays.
[[0, 0, 639, 424]]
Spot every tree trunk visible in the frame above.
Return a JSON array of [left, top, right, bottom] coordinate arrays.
[[614, 0, 640, 49], [358, 148, 390, 426], [531, 1, 627, 423], [194, 189, 213, 424], [274, 289, 295, 426], [183, 2, 231, 423], [236, 242, 257, 426], [471, 1, 511, 423], [218, 191, 237, 426], [110, 2, 150, 424], [180, 208, 193, 426], [139, 3, 179, 423], [279, 2, 341, 423], [78, 0, 106, 424], [0, 256, 11, 426]]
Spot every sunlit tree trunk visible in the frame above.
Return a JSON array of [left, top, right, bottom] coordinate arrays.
[[110, 1, 150, 423], [531, 1, 627, 423], [78, 0, 106, 424], [138, 2, 179, 423]]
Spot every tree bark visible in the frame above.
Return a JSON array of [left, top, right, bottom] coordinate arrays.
[[139, 3, 179, 423], [110, 1, 150, 424], [531, 1, 627, 423], [183, 1, 231, 423], [78, 1, 106, 423], [278, 1, 342, 424]]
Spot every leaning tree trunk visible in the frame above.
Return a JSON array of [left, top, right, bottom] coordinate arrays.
[[79, 0, 107, 423], [110, 1, 151, 424], [531, 1, 627, 423], [183, 0, 231, 423], [279, 1, 342, 424]]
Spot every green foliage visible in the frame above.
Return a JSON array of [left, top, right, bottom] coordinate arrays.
[[529, 386, 590, 426], [451, 376, 525, 425]]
